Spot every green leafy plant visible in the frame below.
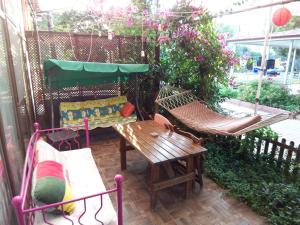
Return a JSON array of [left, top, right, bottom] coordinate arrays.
[[220, 80, 300, 111], [204, 130, 300, 225], [237, 127, 278, 159], [238, 80, 300, 111], [159, 2, 238, 106], [219, 84, 239, 99]]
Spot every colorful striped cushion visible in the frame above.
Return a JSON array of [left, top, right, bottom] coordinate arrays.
[[32, 160, 75, 213]]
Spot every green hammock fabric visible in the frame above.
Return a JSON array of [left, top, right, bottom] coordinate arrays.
[[43, 59, 149, 88]]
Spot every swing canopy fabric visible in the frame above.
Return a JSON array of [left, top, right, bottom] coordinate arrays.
[[43, 59, 149, 88], [156, 85, 291, 136]]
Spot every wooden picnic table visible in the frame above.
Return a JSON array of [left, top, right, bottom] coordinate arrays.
[[113, 120, 207, 208]]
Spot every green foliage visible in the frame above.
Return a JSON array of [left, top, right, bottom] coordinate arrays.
[[238, 80, 300, 111], [160, 2, 236, 106], [205, 135, 300, 225], [237, 127, 278, 160], [235, 46, 260, 60], [220, 80, 300, 111], [219, 85, 238, 99], [37, 10, 106, 33]]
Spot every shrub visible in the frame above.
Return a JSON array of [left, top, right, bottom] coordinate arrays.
[[219, 85, 239, 99], [221, 80, 300, 111], [159, 2, 238, 106], [205, 134, 300, 225]]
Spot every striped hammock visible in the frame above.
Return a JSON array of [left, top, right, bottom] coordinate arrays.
[[155, 85, 294, 136]]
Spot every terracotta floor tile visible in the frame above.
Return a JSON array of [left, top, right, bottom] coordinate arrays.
[[91, 138, 266, 225]]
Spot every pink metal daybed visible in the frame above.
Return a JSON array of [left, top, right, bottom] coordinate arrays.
[[12, 118, 123, 225]]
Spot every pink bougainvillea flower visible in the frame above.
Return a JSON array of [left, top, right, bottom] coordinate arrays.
[[173, 24, 198, 40], [108, 31, 115, 40], [158, 35, 170, 44], [203, 39, 210, 45], [217, 33, 225, 40], [141, 36, 147, 42], [126, 17, 134, 27], [195, 55, 205, 62], [232, 58, 240, 66], [145, 19, 152, 28], [157, 10, 168, 19], [152, 21, 159, 29], [143, 9, 149, 16]]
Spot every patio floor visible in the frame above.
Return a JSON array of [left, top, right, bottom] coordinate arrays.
[[91, 136, 266, 225]]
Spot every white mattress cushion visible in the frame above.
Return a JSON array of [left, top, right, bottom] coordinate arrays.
[[35, 139, 66, 164], [34, 148, 117, 225]]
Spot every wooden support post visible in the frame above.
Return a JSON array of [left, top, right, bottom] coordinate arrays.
[[163, 162, 175, 178], [264, 139, 270, 155], [293, 144, 300, 177], [195, 155, 204, 188], [285, 141, 294, 175], [277, 138, 286, 168], [271, 138, 278, 160], [185, 157, 194, 198], [150, 164, 160, 209]]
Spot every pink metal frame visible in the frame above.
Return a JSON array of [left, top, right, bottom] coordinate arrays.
[[11, 118, 123, 225]]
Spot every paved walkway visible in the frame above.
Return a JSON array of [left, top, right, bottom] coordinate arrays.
[[221, 100, 300, 146], [92, 138, 266, 225]]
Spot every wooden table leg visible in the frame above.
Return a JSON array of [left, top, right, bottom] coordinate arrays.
[[163, 162, 175, 178], [185, 157, 194, 198], [150, 164, 160, 209], [195, 155, 203, 188], [120, 137, 127, 170]]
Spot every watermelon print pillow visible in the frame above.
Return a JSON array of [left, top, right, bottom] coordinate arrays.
[[32, 160, 75, 213]]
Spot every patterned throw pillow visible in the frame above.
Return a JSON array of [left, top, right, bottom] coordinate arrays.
[[32, 140, 75, 213]]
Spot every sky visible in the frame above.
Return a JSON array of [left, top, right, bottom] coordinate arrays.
[[37, 0, 300, 37]]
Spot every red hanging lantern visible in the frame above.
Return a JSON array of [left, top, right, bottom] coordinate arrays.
[[272, 7, 292, 26]]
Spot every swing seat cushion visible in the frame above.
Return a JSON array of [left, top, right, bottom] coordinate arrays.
[[170, 101, 261, 135], [60, 96, 137, 129]]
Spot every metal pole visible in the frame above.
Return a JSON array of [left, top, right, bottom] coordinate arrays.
[[254, 4, 273, 115], [115, 175, 123, 225], [135, 74, 144, 120], [47, 12, 57, 58], [290, 48, 297, 76], [284, 40, 294, 85]]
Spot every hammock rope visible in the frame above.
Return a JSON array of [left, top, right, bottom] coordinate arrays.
[[155, 85, 296, 136]]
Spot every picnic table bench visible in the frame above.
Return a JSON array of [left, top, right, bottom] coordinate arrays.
[[114, 120, 207, 208]]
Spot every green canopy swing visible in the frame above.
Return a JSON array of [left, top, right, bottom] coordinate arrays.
[[43, 59, 149, 128]]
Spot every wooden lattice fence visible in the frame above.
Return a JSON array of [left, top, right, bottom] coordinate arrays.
[[254, 137, 300, 178], [229, 135, 300, 179]]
